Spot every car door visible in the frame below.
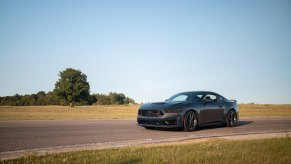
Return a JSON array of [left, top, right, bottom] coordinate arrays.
[[200, 94, 224, 123], [214, 95, 226, 122]]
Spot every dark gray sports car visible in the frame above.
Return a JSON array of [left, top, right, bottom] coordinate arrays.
[[137, 91, 239, 131]]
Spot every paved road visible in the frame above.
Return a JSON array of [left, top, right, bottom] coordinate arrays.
[[1, 117, 291, 153]]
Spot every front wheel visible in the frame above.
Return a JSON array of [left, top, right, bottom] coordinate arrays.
[[183, 111, 198, 132], [226, 110, 238, 127]]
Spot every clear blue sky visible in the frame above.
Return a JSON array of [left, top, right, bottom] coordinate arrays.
[[1, 0, 291, 104]]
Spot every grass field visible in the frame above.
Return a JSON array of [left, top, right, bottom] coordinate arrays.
[[2, 137, 290, 164], [0, 105, 138, 121], [0, 104, 291, 121], [239, 104, 291, 117]]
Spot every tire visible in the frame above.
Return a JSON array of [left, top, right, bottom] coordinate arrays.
[[226, 110, 238, 127], [183, 111, 198, 132]]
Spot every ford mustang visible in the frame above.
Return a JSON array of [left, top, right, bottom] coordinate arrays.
[[137, 91, 239, 131]]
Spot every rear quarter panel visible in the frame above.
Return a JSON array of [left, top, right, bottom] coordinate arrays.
[[225, 100, 239, 119]]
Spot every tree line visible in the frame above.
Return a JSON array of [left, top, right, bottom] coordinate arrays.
[[0, 68, 135, 106], [0, 91, 135, 106]]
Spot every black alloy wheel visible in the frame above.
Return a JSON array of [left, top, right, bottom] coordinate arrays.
[[183, 111, 198, 132], [226, 110, 238, 127]]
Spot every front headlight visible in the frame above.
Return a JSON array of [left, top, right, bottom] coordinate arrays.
[[164, 109, 182, 113]]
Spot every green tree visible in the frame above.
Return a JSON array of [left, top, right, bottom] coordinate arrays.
[[44, 91, 59, 105], [36, 91, 46, 105], [125, 97, 135, 104], [29, 94, 37, 106], [13, 94, 22, 106], [108, 92, 126, 105], [93, 93, 111, 105], [53, 68, 90, 106]]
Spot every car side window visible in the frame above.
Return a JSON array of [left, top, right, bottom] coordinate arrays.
[[217, 95, 225, 102], [187, 94, 204, 102], [203, 94, 217, 102]]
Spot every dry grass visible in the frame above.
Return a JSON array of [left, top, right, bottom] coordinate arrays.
[[239, 104, 291, 117], [0, 105, 139, 121], [0, 104, 291, 121], [2, 137, 291, 164]]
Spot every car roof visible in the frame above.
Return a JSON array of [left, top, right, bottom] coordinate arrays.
[[180, 91, 217, 94], [180, 91, 225, 97]]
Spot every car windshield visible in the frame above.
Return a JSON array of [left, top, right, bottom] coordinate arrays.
[[167, 92, 204, 102]]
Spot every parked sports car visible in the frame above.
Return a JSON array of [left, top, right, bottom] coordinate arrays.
[[137, 91, 239, 131]]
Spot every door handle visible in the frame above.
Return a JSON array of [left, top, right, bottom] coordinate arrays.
[[218, 106, 222, 108]]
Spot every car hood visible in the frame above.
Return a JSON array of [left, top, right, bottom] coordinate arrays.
[[139, 101, 190, 110]]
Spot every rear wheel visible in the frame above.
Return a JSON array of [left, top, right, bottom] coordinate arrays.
[[183, 111, 198, 132], [226, 110, 238, 127]]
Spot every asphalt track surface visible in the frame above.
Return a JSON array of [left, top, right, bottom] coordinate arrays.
[[1, 117, 291, 156]]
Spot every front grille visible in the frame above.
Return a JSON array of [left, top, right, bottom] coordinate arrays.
[[138, 120, 163, 125], [137, 119, 177, 126], [139, 110, 162, 117]]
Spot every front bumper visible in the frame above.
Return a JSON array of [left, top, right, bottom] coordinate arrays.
[[137, 114, 183, 128]]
